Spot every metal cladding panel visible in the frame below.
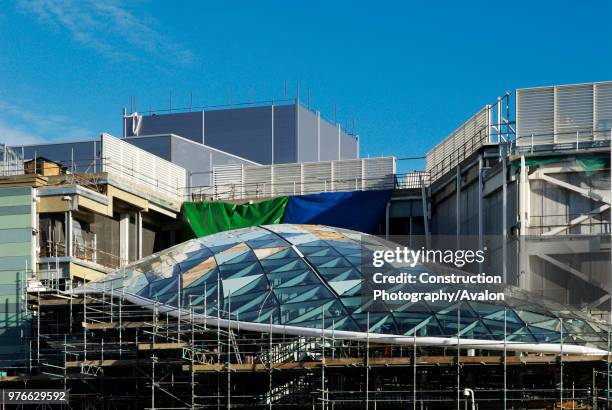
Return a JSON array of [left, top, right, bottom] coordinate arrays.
[[302, 162, 331, 194], [126, 112, 204, 143], [340, 131, 358, 160], [205, 106, 273, 164], [362, 157, 395, 190], [425, 107, 488, 181], [297, 106, 318, 162], [123, 135, 171, 160], [319, 120, 340, 161], [212, 164, 243, 200], [101, 134, 186, 201], [595, 82, 612, 137], [0, 186, 32, 363], [333, 159, 363, 192], [517, 81, 612, 146], [272, 163, 301, 196], [244, 165, 272, 198], [516, 87, 555, 146], [555, 84, 593, 142], [273, 104, 297, 164]]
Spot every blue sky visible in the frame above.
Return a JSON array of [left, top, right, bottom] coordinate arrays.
[[1, 1, 611, 171]]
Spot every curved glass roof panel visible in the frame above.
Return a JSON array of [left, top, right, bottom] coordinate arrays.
[[90, 224, 609, 350]]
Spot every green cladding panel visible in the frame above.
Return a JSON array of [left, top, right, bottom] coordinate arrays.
[[0, 187, 33, 367]]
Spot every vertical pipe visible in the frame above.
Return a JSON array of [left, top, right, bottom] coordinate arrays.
[[477, 155, 484, 266], [227, 293, 231, 410], [502, 146, 508, 283], [321, 307, 325, 410], [385, 202, 390, 240], [271, 103, 275, 165], [317, 112, 321, 162], [337, 124, 341, 160], [269, 314, 272, 410], [65, 210, 73, 258], [295, 99, 300, 163], [456, 303, 461, 410], [366, 312, 370, 410], [560, 318, 564, 406], [503, 308, 507, 410], [413, 335, 417, 410], [456, 166, 461, 250]]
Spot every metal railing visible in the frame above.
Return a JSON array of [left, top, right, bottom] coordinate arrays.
[[514, 129, 612, 153], [184, 172, 429, 202], [7, 155, 185, 202], [528, 213, 611, 236], [39, 240, 123, 270]]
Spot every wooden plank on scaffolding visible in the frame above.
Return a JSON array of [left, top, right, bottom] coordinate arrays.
[[138, 342, 187, 351], [185, 354, 611, 373], [83, 321, 148, 330]]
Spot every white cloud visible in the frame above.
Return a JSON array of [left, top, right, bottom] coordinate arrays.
[[0, 100, 93, 146], [0, 119, 45, 146], [17, 0, 195, 65]]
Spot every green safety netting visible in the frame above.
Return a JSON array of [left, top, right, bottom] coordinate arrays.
[[513, 155, 609, 176], [182, 197, 288, 239]]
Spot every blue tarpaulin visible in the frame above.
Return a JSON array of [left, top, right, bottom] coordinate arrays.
[[282, 190, 392, 234]]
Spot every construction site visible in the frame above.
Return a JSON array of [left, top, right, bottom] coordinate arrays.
[[0, 80, 609, 409]]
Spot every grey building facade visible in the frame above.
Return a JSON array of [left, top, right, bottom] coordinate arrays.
[[124, 100, 359, 165]]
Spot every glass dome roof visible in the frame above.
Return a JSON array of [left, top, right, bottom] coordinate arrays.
[[91, 224, 609, 349]]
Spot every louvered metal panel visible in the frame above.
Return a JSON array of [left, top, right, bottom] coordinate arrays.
[[595, 82, 612, 139], [555, 84, 593, 142], [244, 165, 272, 198], [211, 156, 396, 200], [517, 81, 612, 147], [302, 162, 332, 194], [425, 106, 489, 181], [333, 159, 363, 192], [362, 157, 394, 190], [212, 164, 243, 200], [101, 134, 186, 201], [272, 163, 301, 196], [516, 87, 554, 146]]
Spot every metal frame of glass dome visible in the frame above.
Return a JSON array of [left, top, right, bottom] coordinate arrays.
[[75, 224, 610, 354]]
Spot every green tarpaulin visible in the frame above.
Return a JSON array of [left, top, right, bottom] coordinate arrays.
[[182, 197, 289, 238], [513, 155, 609, 176]]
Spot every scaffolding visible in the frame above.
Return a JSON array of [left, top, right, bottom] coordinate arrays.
[[5, 279, 612, 410]]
